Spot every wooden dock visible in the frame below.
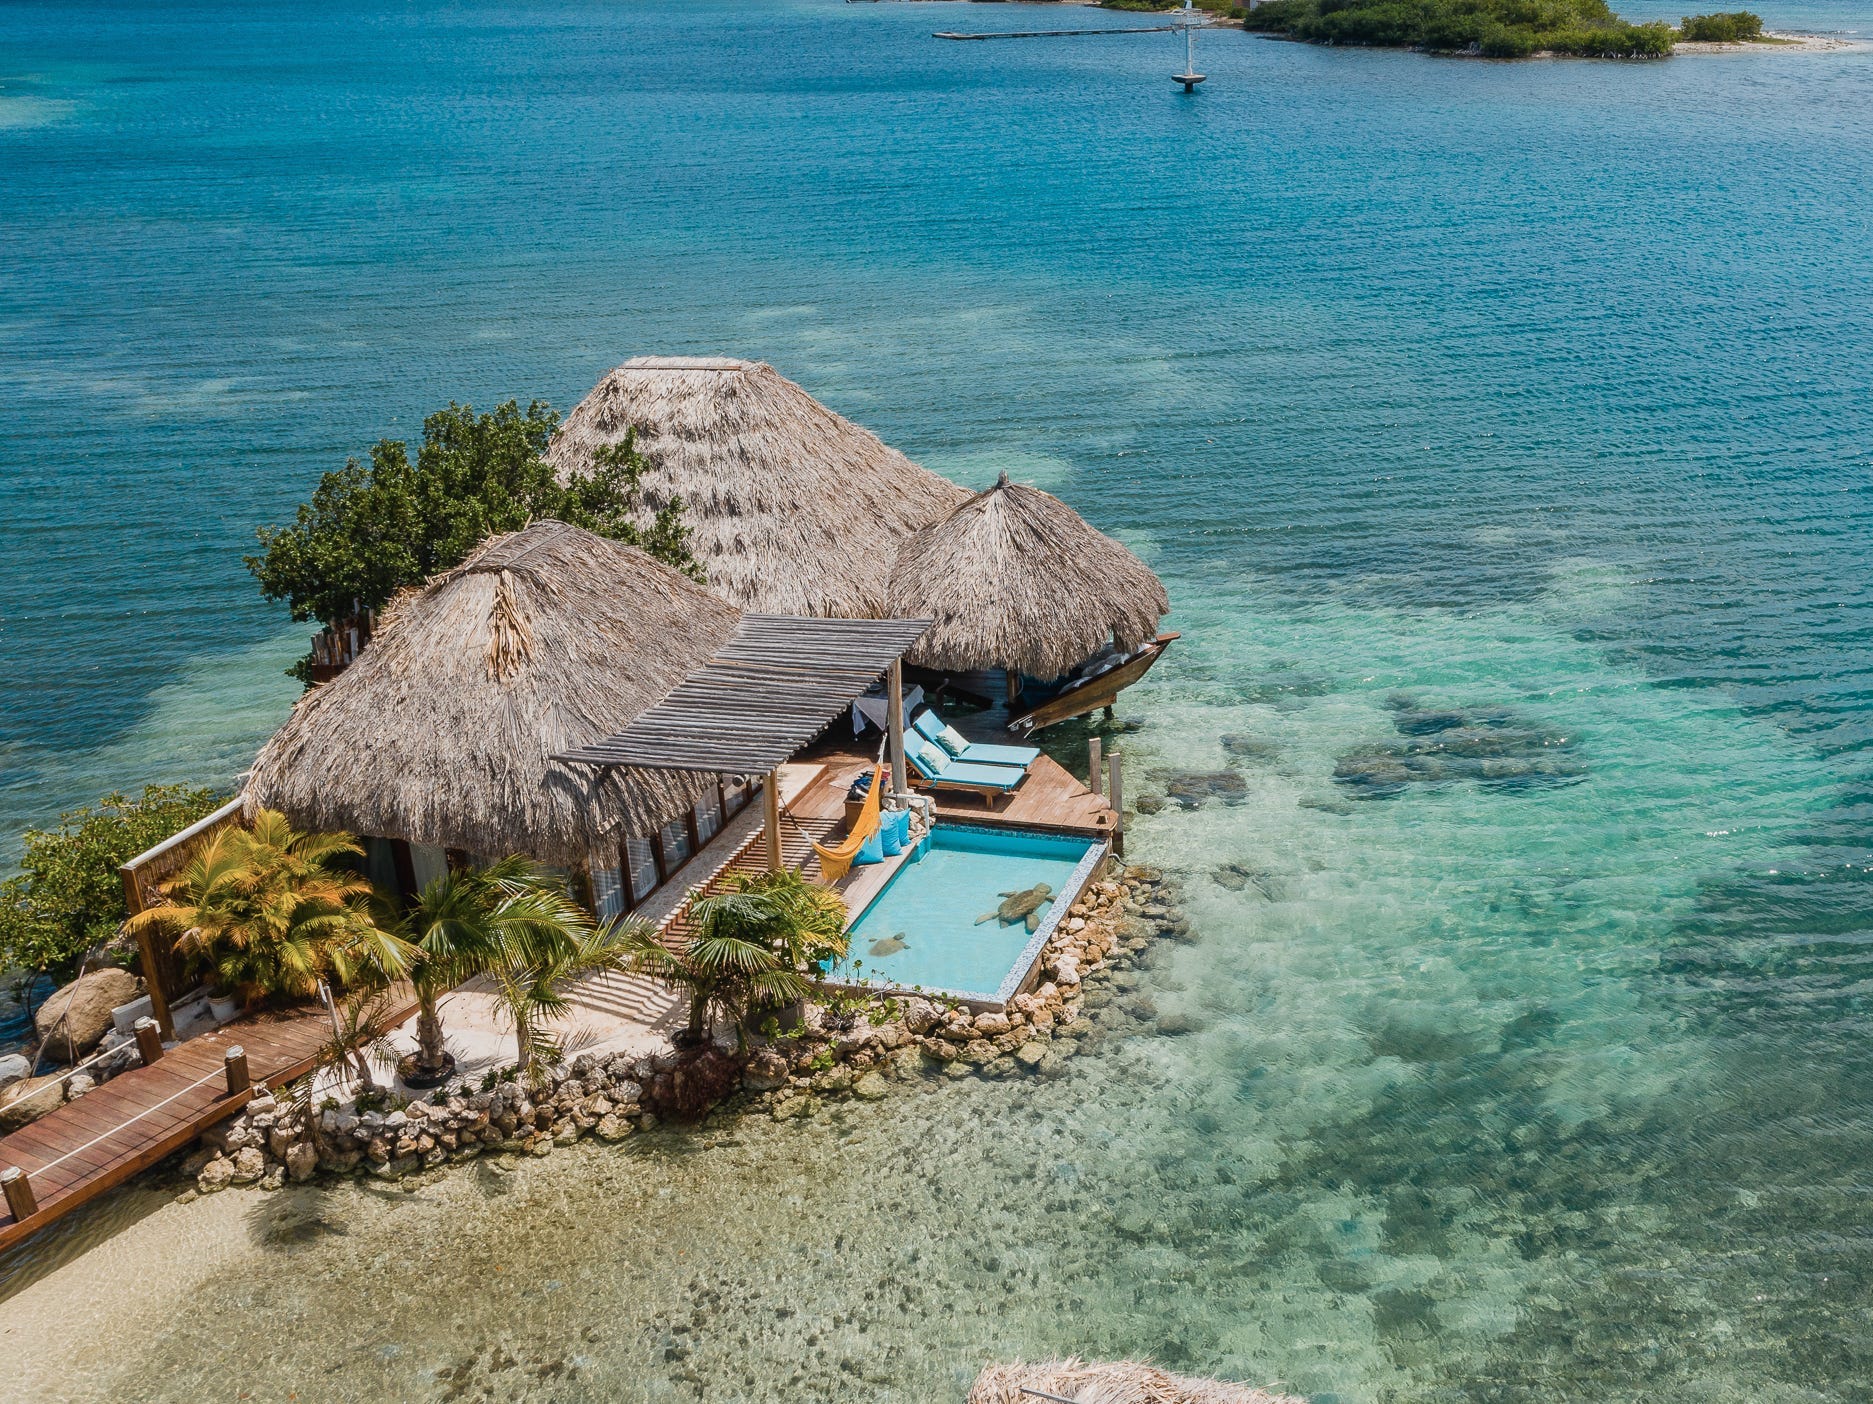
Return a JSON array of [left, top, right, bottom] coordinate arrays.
[[0, 998, 411, 1255]]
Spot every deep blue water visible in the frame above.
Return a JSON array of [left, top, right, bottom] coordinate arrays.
[[4, 1, 1873, 1399]]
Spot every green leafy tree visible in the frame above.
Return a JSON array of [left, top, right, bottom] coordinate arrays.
[[1679, 9, 1760, 39], [248, 402, 702, 681], [1242, 0, 1675, 54], [483, 906, 636, 1089], [0, 785, 227, 993]]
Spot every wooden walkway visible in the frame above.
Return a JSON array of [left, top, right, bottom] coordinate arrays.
[[0, 998, 411, 1255]]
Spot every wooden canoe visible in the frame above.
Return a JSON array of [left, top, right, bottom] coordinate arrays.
[[1008, 633, 1178, 735]]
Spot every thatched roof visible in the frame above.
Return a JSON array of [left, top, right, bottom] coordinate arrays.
[[245, 521, 741, 867], [889, 472, 1170, 681], [969, 1359, 1304, 1404], [545, 357, 969, 617]]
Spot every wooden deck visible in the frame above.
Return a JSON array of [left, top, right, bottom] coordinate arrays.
[[0, 997, 413, 1256]]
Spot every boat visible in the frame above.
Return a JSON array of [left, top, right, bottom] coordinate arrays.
[[1007, 632, 1178, 734]]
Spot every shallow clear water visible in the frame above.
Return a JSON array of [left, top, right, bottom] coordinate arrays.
[[835, 825, 1094, 999], [4, 0, 1873, 1399]]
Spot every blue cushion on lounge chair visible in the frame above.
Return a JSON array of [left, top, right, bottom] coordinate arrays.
[[952, 739, 1042, 767], [936, 759, 1025, 790], [912, 710, 946, 744], [935, 722, 973, 758], [880, 807, 909, 856], [853, 827, 885, 866]]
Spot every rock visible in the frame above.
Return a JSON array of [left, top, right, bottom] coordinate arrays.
[[1156, 1010, 1207, 1036], [1013, 1042, 1049, 1068], [260, 1166, 286, 1192], [0, 1054, 32, 1090], [268, 1127, 297, 1160], [900, 999, 941, 1035], [33, 968, 141, 1063], [959, 1040, 997, 1066], [852, 1072, 889, 1101], [196, 1156, 235, 1193], [973, 1012, 1011, 1037], [594, 1113, 634, 1142], [229, 1147, 266, 1185], [285, 1141, 319, 1183], [65, 1074, 95, 1099], [1134, 795, 1166, 816], [181, 1144, 220, 1176], [939, 1023, 974, 1044], [0, 1074, 65, 1131], [553, 1122, 582, 1147], [742, 1049, 790, 1092], [811, 1065, 855, 1095], [771, 1095, 812, 1121]]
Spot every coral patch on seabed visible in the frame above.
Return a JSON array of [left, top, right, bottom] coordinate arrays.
[[1333, 695, 1585, 799]]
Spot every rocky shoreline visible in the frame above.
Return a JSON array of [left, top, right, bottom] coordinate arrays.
[[176, 862, 1188, 1201]]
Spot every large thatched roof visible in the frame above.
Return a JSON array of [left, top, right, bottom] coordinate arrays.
[[545, 357, 969, 617], [889, 473, 1169, 681], [969, 1359, 1304, 1404], [245, 521, 741, 866]]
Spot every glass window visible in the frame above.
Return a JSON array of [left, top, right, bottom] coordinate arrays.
[[695, 795, 723, 846], [660, 818, 692, 874], [722, 777, 751, 816], [591, 860, 625, 922], [624, 836, 658, 901]]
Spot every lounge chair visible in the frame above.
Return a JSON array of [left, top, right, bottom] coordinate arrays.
[[813, 764, 885, 882], [911, 710, 1040, 769], [904, 740, 1026, 809]]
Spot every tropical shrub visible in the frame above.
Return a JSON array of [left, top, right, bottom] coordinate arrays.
[[484, 910, 636, 1089], [1679, 9, 1761, 39], [126, 810, 409, 1005], [248, 402, 701, 682], [0, 785, 226, 992]]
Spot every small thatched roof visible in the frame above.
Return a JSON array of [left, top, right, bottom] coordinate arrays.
[[889, 472, 1170, 681], [245, 521, 741, 866], [969, 1359, 1304, 1404], [545, 357, 969, 617]]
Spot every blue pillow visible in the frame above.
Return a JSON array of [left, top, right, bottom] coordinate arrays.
[[853, 827, 885, 866], [880, 807, 910, 856]]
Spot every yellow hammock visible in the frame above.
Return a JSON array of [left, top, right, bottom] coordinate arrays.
[[814, 764, 886, 882]]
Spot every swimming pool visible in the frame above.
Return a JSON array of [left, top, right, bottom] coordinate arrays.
[[830, 824, 1106, 1005]]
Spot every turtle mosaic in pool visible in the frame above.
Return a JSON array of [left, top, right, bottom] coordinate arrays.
[[830, 825, 1105, 1004]]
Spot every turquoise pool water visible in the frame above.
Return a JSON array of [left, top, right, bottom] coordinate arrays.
[[832, 826, 1102, 1002]]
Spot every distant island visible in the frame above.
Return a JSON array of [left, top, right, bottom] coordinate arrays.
[[1104, 0, 1785, 58]]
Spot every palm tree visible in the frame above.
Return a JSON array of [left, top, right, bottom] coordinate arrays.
[[127, 811, 401, 1006], [386, 857, 596, 1086], [306, 982, 404, 1099], [620, 871, 847, 1049], [483, 902, 635, 1089]]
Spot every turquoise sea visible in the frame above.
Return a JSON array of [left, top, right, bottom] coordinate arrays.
[[4, 0, 1873, 1399]]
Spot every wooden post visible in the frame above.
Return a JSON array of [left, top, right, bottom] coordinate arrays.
[[224, 1045, 250, 1096], [133, 1016, 163, 1066], [119, 865, 175, 1040], [764, 770, 783, 873], [1, 1166, 37, 1221], [1107, 752, 1125, 858], [887, 659, 908, 797], [1088, 737, 1103, 799]]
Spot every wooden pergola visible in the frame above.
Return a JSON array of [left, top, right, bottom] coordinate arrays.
[[553, 615, 932, 869]]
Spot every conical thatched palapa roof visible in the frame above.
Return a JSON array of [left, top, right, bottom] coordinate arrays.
[[545, 357, 969, 617], [969, 1358, 1304, 1404], [889, 473, 1169, 682], [245, 521, 742, 866]]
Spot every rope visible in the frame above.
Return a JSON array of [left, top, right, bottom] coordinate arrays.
[[30, 1063, 231, 1177]]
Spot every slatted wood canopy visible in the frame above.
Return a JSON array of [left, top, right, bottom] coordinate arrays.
[[554, 614, 931, 776]]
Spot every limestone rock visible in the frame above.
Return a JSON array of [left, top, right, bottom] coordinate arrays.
[[1014, 1042, 1049, 1068], [65, 1074, 95, 1099], [284, 1141, 319, 1183], [742, 1049, 790, 1092], [33, 968, 141, 1063], [196, 1156, 235, 1193], [900, 998, 940, 1035], [0, 1074, 65, 1131], [973, 1012, 1011, 1037], [852, 1071, 889, 1101], [0, 1054, 31, 1090], [593, 1112, 634, 1142], [771, 1094, 812, 1121], [229, 1147, 266, 1185]]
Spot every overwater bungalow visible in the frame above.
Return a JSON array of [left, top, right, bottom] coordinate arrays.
[[889, 471, 1177, 733]]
